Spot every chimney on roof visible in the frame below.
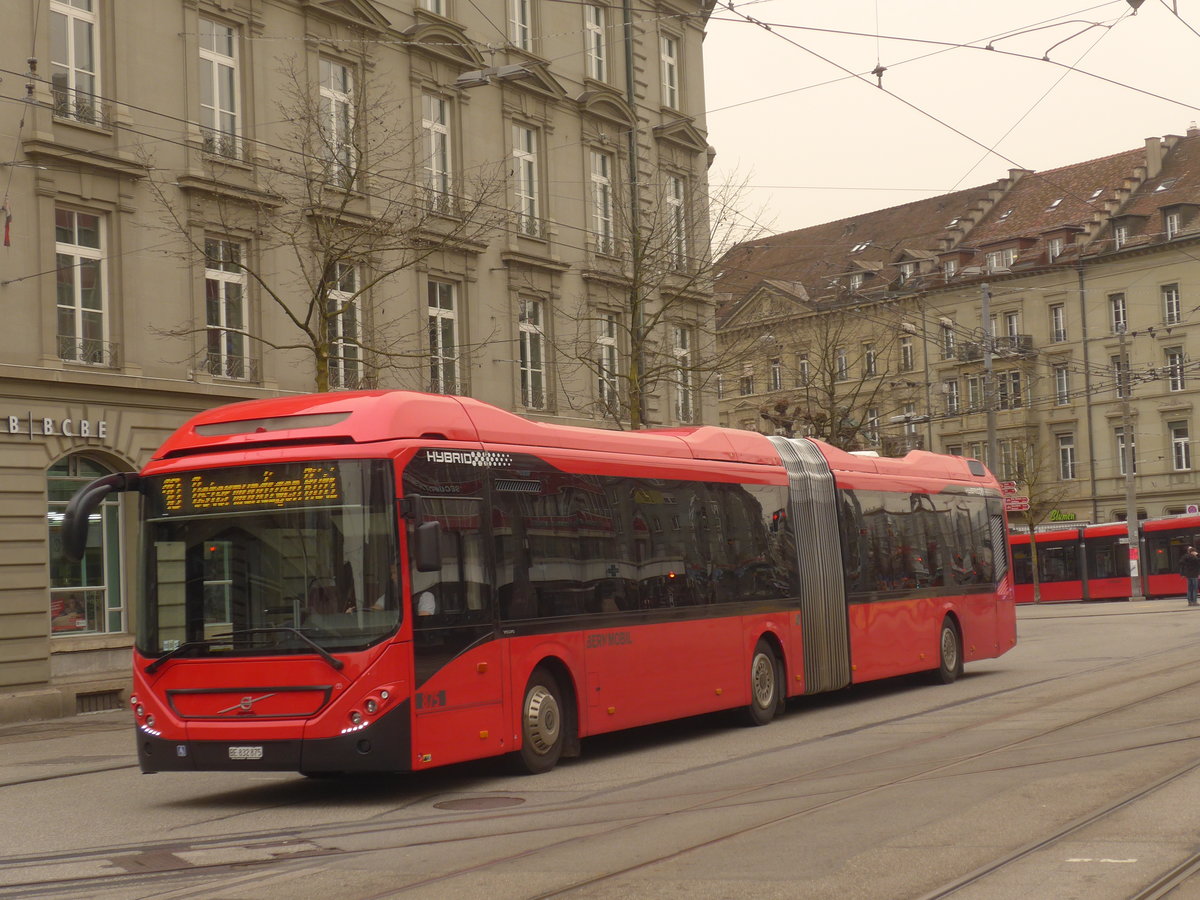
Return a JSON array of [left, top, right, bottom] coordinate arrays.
[[1145, 137, 1164, 180], [1189, 121, 1200, 138]]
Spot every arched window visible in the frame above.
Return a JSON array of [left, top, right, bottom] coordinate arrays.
[[47, 455, 123, 635]]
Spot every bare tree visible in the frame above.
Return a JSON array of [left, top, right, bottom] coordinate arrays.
[[145, 57, 506, 391], [1007, 438, 1073, 603], [548, 166, 767, 429], [727, 294, 923, 452]]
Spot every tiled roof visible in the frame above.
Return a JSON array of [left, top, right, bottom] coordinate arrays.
[[718, 128, 1200, 313], [714, 182, 1004, 304]]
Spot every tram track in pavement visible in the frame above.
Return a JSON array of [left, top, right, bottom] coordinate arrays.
[[6, 637, 1200, 899]]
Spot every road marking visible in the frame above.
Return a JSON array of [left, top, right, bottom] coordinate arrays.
[[1066, 858, 1138, 864]]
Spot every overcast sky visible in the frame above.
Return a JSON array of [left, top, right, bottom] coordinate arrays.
[[702, 0, 1200, 238]]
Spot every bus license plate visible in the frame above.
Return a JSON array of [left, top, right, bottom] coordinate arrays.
[[228, 746, 264, 760]]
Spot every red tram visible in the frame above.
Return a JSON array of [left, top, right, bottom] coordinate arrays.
[[1010, 516, 1200, 603], [64, 391, 1016, 776]]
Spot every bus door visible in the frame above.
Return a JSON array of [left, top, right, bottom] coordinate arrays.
[[407, 494, 506, 767]]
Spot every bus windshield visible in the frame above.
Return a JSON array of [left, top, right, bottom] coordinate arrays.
[[139, 459, 399, 658]]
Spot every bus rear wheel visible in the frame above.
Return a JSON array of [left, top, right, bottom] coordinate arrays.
[[934, 617, 963, 684], [517, 668, 565, 774], [745, 640, 781, 726]]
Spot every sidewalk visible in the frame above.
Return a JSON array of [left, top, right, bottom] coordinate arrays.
[[1017, 594, 1191, 617]]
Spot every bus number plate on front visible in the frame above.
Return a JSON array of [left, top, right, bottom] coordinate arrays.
[[228, 746, 264, 760]]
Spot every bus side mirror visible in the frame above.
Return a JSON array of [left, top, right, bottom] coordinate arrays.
[[414, 521, 442, 572], [62, 473, 140, 562]]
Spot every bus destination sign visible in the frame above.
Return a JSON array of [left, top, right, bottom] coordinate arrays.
[[154, 463, 342, 515]]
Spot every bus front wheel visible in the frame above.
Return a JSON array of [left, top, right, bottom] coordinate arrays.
[[517, 668, 565, 774], [934, 617, 963, 684], [745, 640, 781, 726]]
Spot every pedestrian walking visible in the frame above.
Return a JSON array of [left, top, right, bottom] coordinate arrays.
[[1180, 546, 1200, 606]]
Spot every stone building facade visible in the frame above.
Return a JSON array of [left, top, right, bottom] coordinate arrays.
[[718, 130, 1200, 528], [0, 0, 715, 722]]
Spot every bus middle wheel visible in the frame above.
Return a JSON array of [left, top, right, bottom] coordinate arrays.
[[934, 617, 963, 684], [745, 639, 781, 726], [517, 667, 565, 774]]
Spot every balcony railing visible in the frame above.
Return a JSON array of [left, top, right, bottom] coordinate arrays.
[[205, 353, 259, 382], [993, 334, 1035, 355], [52, 90, 107, 127], [57, 336, 120, 368], [201, 128, 243, 162], [329, 369, 376, 391]]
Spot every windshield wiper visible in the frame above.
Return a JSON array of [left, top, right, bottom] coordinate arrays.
[[218, 627, 345, 672], [144, 639, 222, 675], [143, 627, 345, 675]]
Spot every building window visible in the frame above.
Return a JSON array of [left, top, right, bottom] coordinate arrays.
[[796, 353, 809, 386], [319, 58, 354, 182], [48, 455, 123, 635], [1113, 223, 1128, 249], [1166, 347, 1186, 392], [898, 261, 916, 282], [941, 322, 956, 359], [660, 34, 679, 109], [1058, 434, 1076, 480], [198, 17, 240, 158], [1115, 426, 1137, 476], [862, 343, 876, 377], [1165, 211, 1181, 239], [848, 271, 864, 291], [966, 375, 982, 411], [1109, 293, 1127, 333], [997, 370, 1022, 410], [512, 124, 540, 236], [674, 325, 694, 423], [1004, 311, 1020, 339], [1171, 421, 1192, 471], [585, 5, 607, 81], [518, 298, 546, 409], [985, 248, 1016, 271], [739, 364, 755, 395], [1047, 237, 1064, 261], [946, 444, 963, 456], [667, 174, 687, 269], [55, 208, 108, 366], [422, 94, 452, 210], [1050, 304, 1066, 342], [326, 263, 362, 390], [597, 312, 620, 407], [968, 441, 987, 468], [865, 408, 880, 444], [419, 0, 445, 13], [902, 403, 918, 436], [944, 379, 960, 415], [899, 336, 914, 371], [1111, 354, 1130, 399], [428, 279, 459, 394], [768, 357, 783, 392], [205, 239, 250, 380], [50, 0, 99, 123], [1163, 283, 1182, 325], [1053, 363, 1070, 405], [590, 149, 614, 253], [509, 0, 532, 50], [943, 259, 958, 279], [836, 347, 849, 381]]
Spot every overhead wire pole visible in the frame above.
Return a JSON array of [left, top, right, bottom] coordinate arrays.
[[981, 282, 999, 472], [1118, 324, 1145, 600]]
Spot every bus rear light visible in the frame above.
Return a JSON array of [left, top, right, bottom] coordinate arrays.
[[135, 704, 145, 717], [349, 711, 364, 726], [364, 699, 378, 714], [145, 714, 155, 727], [380, 690, 389, 700], [130, 695, 138, 706]]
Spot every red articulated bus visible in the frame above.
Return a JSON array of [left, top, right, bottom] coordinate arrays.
[[63, 391, 1016, 776]]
